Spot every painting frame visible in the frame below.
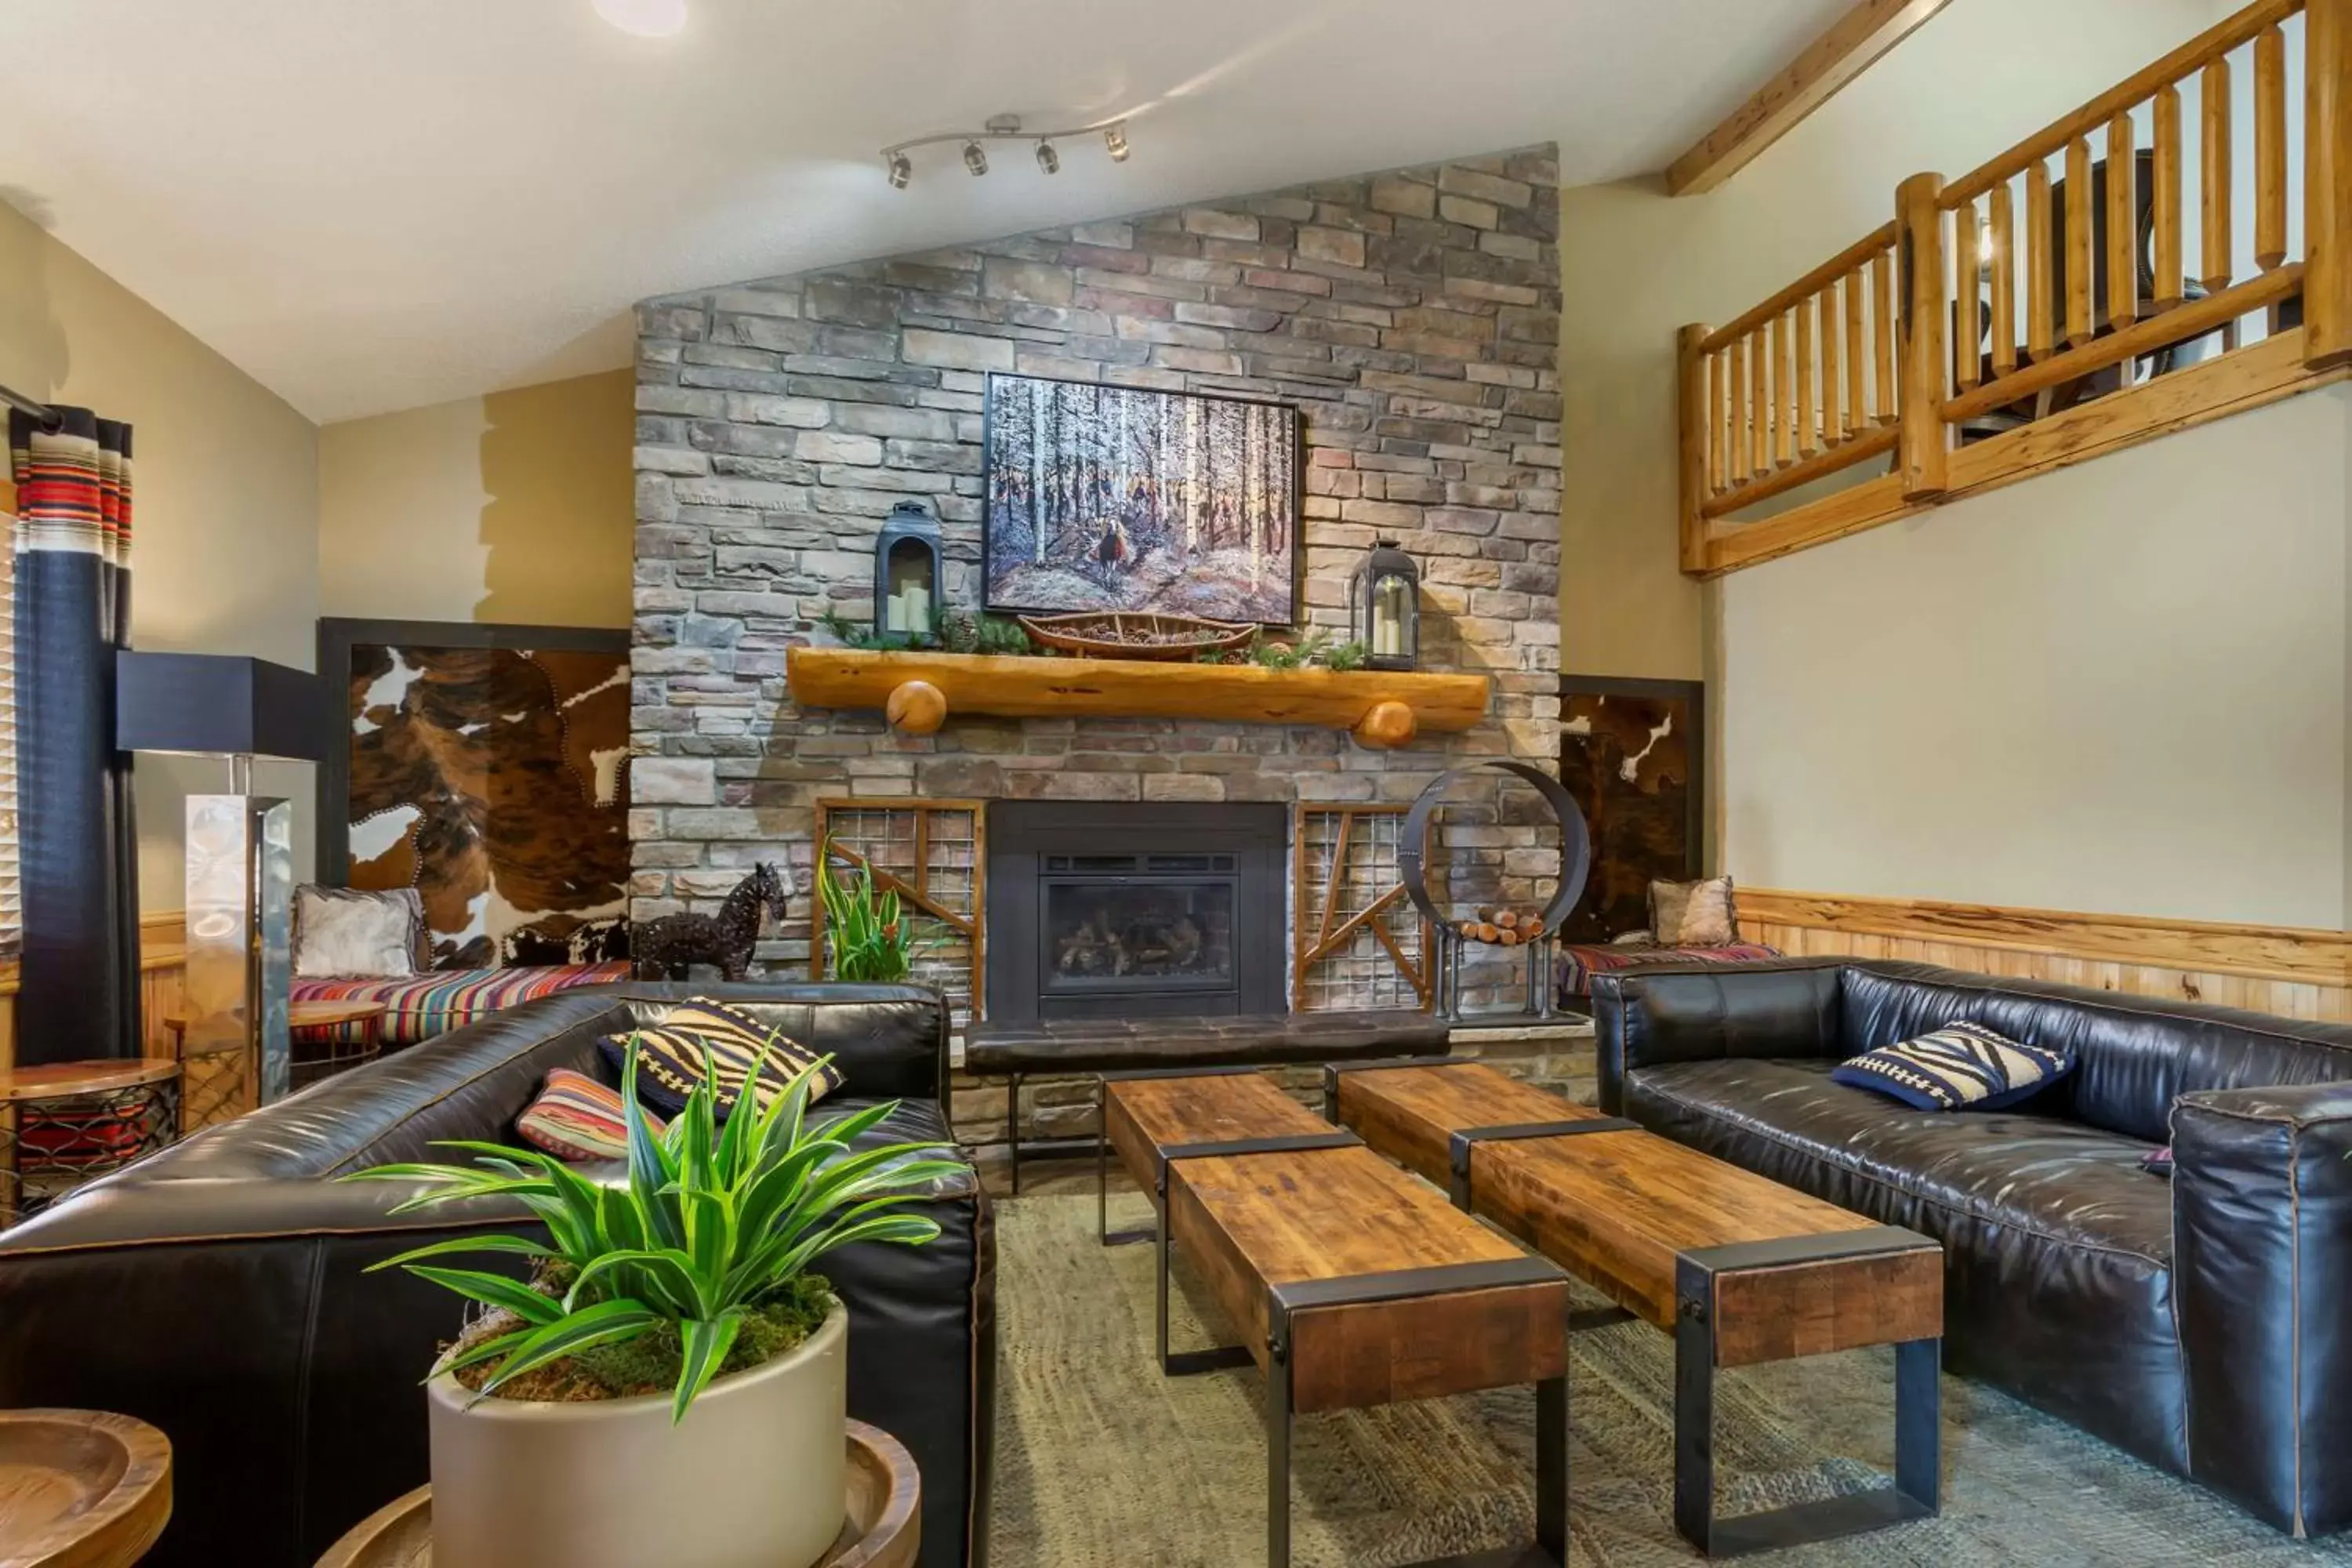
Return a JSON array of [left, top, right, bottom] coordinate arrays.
[[980, 371, 1304, 626]]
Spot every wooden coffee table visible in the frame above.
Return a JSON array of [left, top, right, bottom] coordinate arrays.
[[1326, 1058, 1943, 1559], [1103, 1066, 1573, 1567]]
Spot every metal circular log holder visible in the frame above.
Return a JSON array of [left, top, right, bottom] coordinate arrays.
[[1396, 758, 1591, 1022]]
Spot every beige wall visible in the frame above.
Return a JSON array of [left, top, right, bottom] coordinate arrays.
[[319, 369, 634, 628], [0, 200, 320, 909], [1723, 388, 2350, 929], [1554, 0, 2352, 928]]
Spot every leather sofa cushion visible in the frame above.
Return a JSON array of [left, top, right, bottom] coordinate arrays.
[[1628, 1055, 2189, 1475], [1629, 1056, 2172, 1261], [1840, 965, 2352, 1145]]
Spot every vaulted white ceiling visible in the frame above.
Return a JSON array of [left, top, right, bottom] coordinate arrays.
[[0, 0, 1857, 423]]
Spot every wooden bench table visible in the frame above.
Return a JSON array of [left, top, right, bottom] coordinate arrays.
[[1326, 1058, 1944, 1559], [1104, 1068, 1573, 1568]]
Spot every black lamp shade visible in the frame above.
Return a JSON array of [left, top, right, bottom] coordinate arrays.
[[115, 651, 323, 761]]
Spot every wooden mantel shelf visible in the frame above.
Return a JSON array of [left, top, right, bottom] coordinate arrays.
[[786, 647, 1490, 749]]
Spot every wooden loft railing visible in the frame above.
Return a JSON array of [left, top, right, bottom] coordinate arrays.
[[1681, 0, 2352, 575]]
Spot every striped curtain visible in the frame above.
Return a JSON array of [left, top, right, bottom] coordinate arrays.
[[8, 408, 139, 1064]]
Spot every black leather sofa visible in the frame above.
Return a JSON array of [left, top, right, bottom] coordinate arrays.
[[0, 982, 994, 1568], [1594, 958, 2352, 1538]]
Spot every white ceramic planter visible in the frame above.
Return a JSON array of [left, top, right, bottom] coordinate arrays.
[[426, 1302, 847, 1568]]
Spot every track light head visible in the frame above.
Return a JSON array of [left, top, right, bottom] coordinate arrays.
[[1036, 140, 1060, 175], [963, 140, 989, 176], [886, 151, 912, 190], [1103, 122, 1130, 162]]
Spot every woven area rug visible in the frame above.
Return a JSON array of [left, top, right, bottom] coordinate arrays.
[[990, 1191, 2352, 1566]]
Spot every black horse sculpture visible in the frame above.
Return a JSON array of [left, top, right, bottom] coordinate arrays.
[[630, 862, 790, 982]]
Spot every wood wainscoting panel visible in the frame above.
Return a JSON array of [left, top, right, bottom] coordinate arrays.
[[0, 912, 190, 1073], [1740, 888, 2352, 1021]]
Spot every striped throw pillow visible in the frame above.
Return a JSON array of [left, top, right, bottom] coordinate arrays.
[[600, 996, 844, 1120], [1830, 1020, 2072, 1112], [517, 1069, 662, 1162]]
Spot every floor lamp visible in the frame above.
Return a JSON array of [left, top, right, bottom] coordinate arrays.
[[115, 652, 321, 1114]]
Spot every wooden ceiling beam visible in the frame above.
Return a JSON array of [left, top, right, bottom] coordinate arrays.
[[1666, 0, 1955, 197]]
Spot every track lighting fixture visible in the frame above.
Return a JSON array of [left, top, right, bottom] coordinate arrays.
[[880, 114, 1131, 189]]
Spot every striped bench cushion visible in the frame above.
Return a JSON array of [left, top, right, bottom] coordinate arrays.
[[289, 962, 633, 1047]]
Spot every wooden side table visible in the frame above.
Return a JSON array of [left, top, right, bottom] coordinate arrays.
[[0, 1408, 172, 1567], [315, 1420, 919, 1567], [0, 1061, 181, 1226]]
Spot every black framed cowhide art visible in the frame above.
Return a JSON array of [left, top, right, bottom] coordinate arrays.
[[316, 618, 630, 969]]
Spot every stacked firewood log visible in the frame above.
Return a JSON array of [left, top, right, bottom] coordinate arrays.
[[1454, 906, 1548, 946]]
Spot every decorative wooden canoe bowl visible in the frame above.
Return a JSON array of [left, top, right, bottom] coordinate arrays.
[[313, 1420, 920, 1568], [1016, 612, 1255, 661], [0, 1409, 172, 1568]]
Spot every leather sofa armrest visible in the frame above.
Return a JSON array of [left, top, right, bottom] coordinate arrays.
[[1592, 961, 1846, 1114], [0, 1176, 541, 1566], [2172, 1081, 2352, 1537]]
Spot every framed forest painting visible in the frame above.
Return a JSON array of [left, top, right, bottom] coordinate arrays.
[[983, 372, 1300, 623]]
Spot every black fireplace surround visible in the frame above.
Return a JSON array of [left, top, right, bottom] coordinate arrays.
[[985, 802, 1287, 1022]]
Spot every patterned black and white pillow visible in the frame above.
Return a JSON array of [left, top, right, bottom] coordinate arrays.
[[1830, 1020, 2072, 1112]]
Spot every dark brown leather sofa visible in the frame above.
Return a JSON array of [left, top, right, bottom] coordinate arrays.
[[1594, 958, 2352, 1538], [0, 982, 994, 1568]]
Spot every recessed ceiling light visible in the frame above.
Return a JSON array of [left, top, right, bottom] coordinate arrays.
[[593, 0, 687, 38]]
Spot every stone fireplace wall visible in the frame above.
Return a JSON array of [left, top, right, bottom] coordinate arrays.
[[630, 145, 1564, 1001]]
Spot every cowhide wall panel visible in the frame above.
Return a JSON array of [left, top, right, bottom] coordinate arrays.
[[1557, 677, 1703, 943], [332, 627, 630, 968]]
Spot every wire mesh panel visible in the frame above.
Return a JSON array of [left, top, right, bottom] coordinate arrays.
[[1293, 806, 1429, 1012], [812, 799, 985, 1029]]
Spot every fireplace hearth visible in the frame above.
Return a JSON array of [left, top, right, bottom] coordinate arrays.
[[986, 803, 1286, 1022]]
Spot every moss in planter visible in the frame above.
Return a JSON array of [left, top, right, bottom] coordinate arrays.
[[446, 1273, 835, 1404]]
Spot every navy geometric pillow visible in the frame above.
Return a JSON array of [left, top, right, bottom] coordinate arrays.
[[1829, 1020, 2071, 1112], [598, 996, 843, 1120]]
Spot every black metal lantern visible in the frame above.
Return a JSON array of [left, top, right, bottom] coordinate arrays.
[[1350, 537, 1419, 670], [873, 500, 942, 645]]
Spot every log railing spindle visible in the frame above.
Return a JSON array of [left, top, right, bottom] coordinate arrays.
[[1896, 172, 1950, 498], [1773, 310, 1795, 466], [1796, 296, 1819, 456], [2310, 0, 2352, 365], [1845, 266, 1868, 434], [2065, 136, 2096, 346], [2203, 57, 2234, 292], [1821, 280, 1845, 443], [1989, 182, 2018, 376], [2107, 113, 2138, 329], [2153, 84, 2185, 310], [2027, 160, 2056, 361], [1748, 329, 1769, 477], [1954, 195, 1982, 390], [1872, 247, 1899, 422], [1677, 324, 1710, 573], [2256, 24, 2290, 269], [1708, 348, 1727, 494]]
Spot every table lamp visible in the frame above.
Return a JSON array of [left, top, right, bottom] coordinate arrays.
[[115, 651, 321, 1110]]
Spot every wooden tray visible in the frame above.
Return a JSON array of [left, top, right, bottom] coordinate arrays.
[[316, 1419, 919, 1567], [1016, 611, 1254, 660], [0, 1409, 172, 1568]]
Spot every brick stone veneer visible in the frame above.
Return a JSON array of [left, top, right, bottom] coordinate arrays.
[[630, 144, 1566, 1011]]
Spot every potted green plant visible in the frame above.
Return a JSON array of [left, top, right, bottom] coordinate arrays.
[[344, 1044, 960, 1568], [818, 842, 916, 982]]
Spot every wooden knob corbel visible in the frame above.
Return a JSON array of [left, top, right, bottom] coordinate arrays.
[[1352, 699, 1417, 749], [884, 679, 947, 736]]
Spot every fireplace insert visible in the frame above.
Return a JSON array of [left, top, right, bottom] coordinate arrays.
[[986, 802, 1286, 1021]]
